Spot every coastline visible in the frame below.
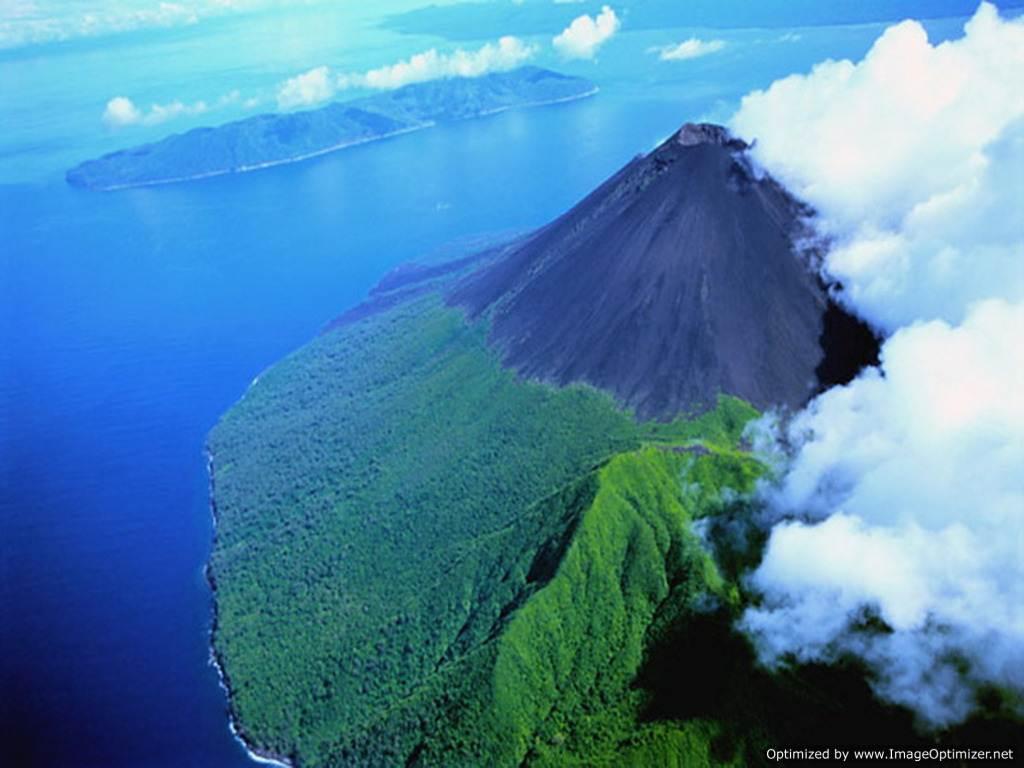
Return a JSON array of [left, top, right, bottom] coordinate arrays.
[[474, 85, 600, 118], [205, 450, 296, 768], [76, 87, 599, 192], [88, 124, 431, 192], [193, 85, 603, 768]]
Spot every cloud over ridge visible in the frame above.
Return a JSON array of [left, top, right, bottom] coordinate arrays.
[[340, 35, 536, 91], [729, 2, 1024, 726], [276, 36, 536, 110]]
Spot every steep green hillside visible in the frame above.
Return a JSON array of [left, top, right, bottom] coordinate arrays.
[[208, 294, 761, 766], [484, 445, 755, 768]]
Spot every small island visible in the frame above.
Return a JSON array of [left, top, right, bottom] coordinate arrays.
[[66, 67, 596, 191]]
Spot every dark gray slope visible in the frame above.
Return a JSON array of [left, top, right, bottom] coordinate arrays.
[[448, 123, 831, 419]]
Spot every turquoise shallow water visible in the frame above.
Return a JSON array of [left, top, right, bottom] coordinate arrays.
[[0, 5, 979, 765]]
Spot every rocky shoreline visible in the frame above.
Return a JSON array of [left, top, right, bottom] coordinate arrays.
[[205, 450, 295, 768]]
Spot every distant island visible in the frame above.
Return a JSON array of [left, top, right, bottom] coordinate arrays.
[[67, 67, 597, 191]]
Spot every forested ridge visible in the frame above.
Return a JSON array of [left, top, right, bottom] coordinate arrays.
[[208, 295, 767, 765], [209, 294, 1019, 766]]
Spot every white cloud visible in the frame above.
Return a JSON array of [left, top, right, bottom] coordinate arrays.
[[552, 5, 619, 59], [103, 95, 208, 127], [276, 65, 333, 109], [102, 96, 143, 127], [145, 98, 209, 123], [743, 300, 1024, 725], [102, 90, 243, 127], [654, 37, 725, 61], [730, 3, 1024, 726], [340, 35, 536, 91], [274, 37, 536, 109], [731, 2, 1024, 332]]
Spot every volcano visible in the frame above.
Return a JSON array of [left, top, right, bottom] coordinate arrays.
[[450, 122, 871, 418], [206, 122, 890, 768]]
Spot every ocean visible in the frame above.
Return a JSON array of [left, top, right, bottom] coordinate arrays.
[[0, 5, 972, 765]]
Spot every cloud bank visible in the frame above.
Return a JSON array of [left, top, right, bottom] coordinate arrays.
[[276, 36, 536, 110], [744, 299, 1024, 725], [655, 37, 725, 61], [552, 5, 619, 60], [730, 2, 1024, 726], [732, 2, 1024, 331]]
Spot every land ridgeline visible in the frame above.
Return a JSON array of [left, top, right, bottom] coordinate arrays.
[[66, 67, 596, 191], [449, 122, 876, 419]]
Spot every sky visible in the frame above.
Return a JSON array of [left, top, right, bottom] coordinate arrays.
[[2, 1, 1015, 183]]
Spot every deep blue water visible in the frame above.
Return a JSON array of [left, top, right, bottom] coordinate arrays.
[[0, 91, 713, 767], [0, 8, 975, 767]]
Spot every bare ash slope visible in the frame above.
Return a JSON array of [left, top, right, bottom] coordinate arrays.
[[449, 123, 840, 419]]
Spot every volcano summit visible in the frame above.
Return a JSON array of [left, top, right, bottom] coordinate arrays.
[[451, 123, 851, 418]]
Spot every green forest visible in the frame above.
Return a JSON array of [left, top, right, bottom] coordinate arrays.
[[208, 295, 1013, 767]]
